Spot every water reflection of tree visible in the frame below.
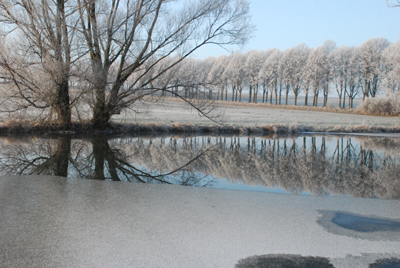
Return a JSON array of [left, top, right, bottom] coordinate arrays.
[[0, 137, 71, 177], [0, 136, 217, 187], [0, 135, 399, 199]]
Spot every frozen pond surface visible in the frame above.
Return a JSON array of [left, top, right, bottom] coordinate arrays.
[[0, 133, 399, 199], [1, 133, 400, 267]]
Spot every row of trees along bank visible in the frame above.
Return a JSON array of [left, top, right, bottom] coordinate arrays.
[[165, 38, 399, 109]]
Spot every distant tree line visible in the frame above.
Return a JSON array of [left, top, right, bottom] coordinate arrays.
[[164, 38, 399, 109]]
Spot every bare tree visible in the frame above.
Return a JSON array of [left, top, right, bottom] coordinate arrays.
[[305, 47, 324, 106], [258, 49, 277, 103], [260, 49, 282, 104], [280, 49, 292, 105], [358, 37, 390, 100], [75, 0, 253, 128], [333, 46, 353, 108], [321, 40, 337, 107], [244, 50, 264, 103], [0, 0, 80, 129], [382, 40, 400, 94], [224, 51, 246, 102], [208, 55, 229, 100]]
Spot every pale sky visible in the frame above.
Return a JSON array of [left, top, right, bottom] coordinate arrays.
[[193, 0, 400, 59]]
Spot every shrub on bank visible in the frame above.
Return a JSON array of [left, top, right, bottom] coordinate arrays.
[[357, 94, 400, 116]]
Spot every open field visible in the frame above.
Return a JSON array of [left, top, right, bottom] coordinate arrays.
[[114, 98, 400, 129]]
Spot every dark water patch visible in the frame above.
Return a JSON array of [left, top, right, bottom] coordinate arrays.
[[332, 212, 400, 233], [369, 258, 400, 268], [317, 210, 400, 241], [235, 254, 334, 268]]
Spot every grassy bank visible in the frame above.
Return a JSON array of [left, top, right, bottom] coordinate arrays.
[[1, 120, 400, 136]]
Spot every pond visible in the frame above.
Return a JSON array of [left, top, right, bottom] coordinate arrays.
[[0, 133, 399, 199]]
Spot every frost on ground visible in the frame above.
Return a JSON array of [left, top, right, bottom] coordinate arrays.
[[113, 99, 400, 128]]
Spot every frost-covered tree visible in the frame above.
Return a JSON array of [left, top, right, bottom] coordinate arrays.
[[281, 44, 310, 105], [321, 40, 337, 106], [260, 49, 283, 104], [76, 0, 253, 128], [208, 55, 229, 100], [0, 0, 80, 128], [305, 47, 325, 106], [280, 48, 293, 105], [224, 51, 246, 102], [244, 50, 264, 103], [347, 47, 362, 107], [382, 40, 400, 94], [358, 38, 390, 100], [332, 46, 352, 108], [258, 48, 278, 103]]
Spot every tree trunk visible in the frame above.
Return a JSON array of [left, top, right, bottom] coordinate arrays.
[[92, 97, 111, 129], [270, 91, 273, 104], [285, 91, 289, 105], [324, 85, 328, 107], [54, 136, 71, 177], [349, 95, 351, 108], [56, 79, 71, 129], [337, 83, 343, 108], [342, 90, 346, 108], [92, 74, 111, 129], [248, 85, 252, 103], [55, 0, 71, 129], [253, 85, 257, 103], [92, 136, 107, 180], [304, 91, 308, 106]]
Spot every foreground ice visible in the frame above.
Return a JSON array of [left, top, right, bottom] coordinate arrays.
[[0, 176, 399, 267]]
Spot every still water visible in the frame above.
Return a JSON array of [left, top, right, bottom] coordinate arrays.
[[0, 134, 399, 199]]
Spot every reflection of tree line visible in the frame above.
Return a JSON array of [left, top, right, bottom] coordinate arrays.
[[0, 135, 399, 199]]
